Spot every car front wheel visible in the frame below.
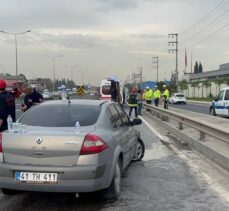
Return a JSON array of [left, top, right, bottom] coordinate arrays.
[[132, 138, 145, 162]]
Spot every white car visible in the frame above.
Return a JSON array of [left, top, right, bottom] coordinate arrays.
[[42, 91, 53, 100], [210, 87, 229, 116], [169, 93, 186, 104]]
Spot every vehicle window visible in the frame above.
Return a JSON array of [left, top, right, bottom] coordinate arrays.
[[225, 90, 229, 101], [114, 104, 130, 126], [102, 85, 111, 95], [176, 94, 184, 97], [19, 104, 101, 127], [218, 90, 225, 101], [106, 109, 117, 128], [108, 105, 122, 127]]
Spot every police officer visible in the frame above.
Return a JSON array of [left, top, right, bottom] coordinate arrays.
[[20, 84, 43, 112], [163, 85, 169, 109], [154, 85, 160, 107], [0, 79, 16, 132], [145, 86, 153, 104], [128, 88, 138, 118]]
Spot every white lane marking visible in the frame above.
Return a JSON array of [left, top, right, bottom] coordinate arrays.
[[140, 115, 229, 202], [138, 116, 169, 143]]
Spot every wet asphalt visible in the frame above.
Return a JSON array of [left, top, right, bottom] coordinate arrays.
[[1, 118, 229, 211]]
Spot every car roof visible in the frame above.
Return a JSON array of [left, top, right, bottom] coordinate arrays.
[[41, 99, 110, 107], [174, 93, 184, 95], [221, 87, 229, 91]]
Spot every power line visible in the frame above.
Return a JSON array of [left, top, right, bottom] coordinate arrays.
[[188, 21, 229, 49], [180, 0, 226, 35], [180, 9, 229, 44]]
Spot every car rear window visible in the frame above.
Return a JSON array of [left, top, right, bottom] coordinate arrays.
[[176, 94, 185, 97], [19, 104, 101, 127], [102, 85, 111, 95]]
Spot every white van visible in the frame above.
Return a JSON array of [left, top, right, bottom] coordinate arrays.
[[100, 79, 123, 103], [210, 87, 229, 116]]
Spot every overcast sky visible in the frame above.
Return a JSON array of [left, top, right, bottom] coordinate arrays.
[[0, 0, 229, 86]]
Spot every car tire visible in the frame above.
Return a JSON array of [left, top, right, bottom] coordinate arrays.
[[101, 160, 122, 200], [132, 138, 145, 162], [1, 188, 19, 195], [210, 107, 216, 116]]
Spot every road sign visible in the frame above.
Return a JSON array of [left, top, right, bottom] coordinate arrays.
[[77, 86, 84, 96]]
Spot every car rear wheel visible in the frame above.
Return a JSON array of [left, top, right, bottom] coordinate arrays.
[[101, 160, 121, 200], [210, 107, 216, 116], [132, 138, 145, 162]]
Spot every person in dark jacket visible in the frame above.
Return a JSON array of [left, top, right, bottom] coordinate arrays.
[[20, 84, 43, 112], [0, 79, 16, 132], [128, 88, 138, 118]]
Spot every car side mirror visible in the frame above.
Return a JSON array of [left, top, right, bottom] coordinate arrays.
[[130, 118, 142, 126], [215, 97, 218, 102]]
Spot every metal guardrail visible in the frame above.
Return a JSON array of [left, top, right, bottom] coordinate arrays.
[[143, 103, 229, 144]]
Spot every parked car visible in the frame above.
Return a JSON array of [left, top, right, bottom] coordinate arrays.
[[0, 100, 144, 200], [169, 93, 186, 104], [42, 91, 53, 100], [209, 87, 229, 116]]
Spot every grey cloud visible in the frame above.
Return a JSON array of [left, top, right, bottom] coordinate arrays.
[[97, 0, 137, 11], [33, 33, 106, 49], [130, 34, 165, 39]]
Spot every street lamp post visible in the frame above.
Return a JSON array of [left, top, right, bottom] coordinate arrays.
[[66, 65, 78, 89], [0, 30, 31, 86], [77, 70, 84, 85], [45, 54, 62, 92]]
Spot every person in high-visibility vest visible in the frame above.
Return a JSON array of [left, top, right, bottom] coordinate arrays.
[[145, 86, 153, 104], [163, 84, 169, 109], [128, 88, 138, 118], [154, 85, 160, 107]]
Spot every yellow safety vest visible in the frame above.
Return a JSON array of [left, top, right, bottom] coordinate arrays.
[[163, 89, 169, 100], [145, 89, 153, 100], [154, 90, 160, 98]]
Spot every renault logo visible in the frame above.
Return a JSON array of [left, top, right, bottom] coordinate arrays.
[[36, 137, 43, 145]]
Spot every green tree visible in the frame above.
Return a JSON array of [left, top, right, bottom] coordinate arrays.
[[199, 62, 203, 73], [194, 61, 198, 73], [191, 81, 199, 98], [179, 79, 188, 93], [202, 80, 211, 98], [214, 78, 225, 92]]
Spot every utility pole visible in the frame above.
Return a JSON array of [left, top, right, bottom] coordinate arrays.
[[138, 66, 143, 90], [168, 33, 178, 87], [152, 57, 159, 83]]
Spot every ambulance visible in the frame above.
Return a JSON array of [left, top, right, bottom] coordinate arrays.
[[100, 78, 124, 103]]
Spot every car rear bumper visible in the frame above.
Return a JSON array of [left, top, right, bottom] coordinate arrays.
[[0, 162, 110, 193], [174, 100, 186, 103]]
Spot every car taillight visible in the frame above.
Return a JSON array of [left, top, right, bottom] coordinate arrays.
[[80, 134, 108, 155], [0, 133, 2, 153]]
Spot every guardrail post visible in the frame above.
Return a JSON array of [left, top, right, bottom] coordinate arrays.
[[199, 131, 205, 141], [179, 122, 183, 130]]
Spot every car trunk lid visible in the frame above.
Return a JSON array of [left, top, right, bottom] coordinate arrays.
[[2, 126, 95, 166]]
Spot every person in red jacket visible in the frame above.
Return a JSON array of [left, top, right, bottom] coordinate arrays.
[[0, 79, 16, 132]]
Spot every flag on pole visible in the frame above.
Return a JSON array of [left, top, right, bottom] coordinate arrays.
[[185, 48, 187, 74], [185, 48, 187, 67]]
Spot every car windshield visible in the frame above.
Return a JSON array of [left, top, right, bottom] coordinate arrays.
[[19, 104, 101, 127], [176, 94, 185, 97]]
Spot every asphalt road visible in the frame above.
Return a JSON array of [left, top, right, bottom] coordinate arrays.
[[1, 106, 229, 210], [169, 102, 210, 115]]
